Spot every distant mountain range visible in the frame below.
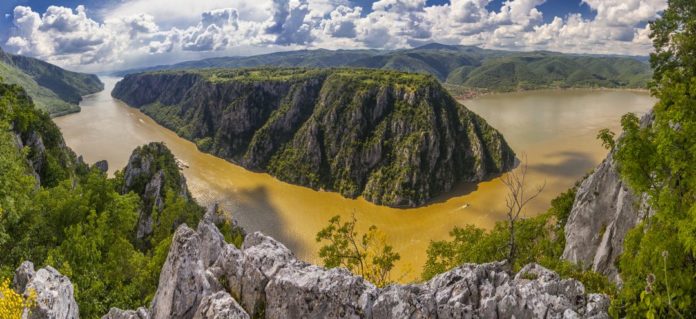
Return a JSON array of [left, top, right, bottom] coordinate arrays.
[[0, 47, 103, 116], [113, 44, 652, 93]]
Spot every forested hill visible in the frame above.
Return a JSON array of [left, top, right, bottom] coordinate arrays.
[[112, 68, 515, 207], [0, 47, 103, 116], [112, 44, 651, 92]]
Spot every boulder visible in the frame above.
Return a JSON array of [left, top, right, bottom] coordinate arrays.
[[13, 261, 79, 319], [13, 261, 36, 292]]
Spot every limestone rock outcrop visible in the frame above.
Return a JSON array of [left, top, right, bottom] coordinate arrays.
[[562, 112, 654, 283], [120, 142, 192, 239], [13, 261, 79, 319], [112, 218, 609, 319]]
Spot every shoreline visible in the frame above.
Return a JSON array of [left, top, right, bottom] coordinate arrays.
[[49, 88, 107, 118], [448, 86, 651, 101]]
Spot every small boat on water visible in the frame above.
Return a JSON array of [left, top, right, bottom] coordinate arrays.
[[176, 158, 189, 169]]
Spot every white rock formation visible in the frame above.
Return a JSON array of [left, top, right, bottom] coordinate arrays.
[[13, 261, 79, 319], [113, 218, 610, 319]]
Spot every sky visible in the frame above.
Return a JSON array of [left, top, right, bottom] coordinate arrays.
[[0, 0, 667, 73]]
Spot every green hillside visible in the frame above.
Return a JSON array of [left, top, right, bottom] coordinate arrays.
[[0, 47, 103, 116], [459, 54, 651, 91], [113, 44, 650, 93]]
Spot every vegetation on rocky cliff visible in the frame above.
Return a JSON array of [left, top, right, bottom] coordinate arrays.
[[113, 68, 515, 207], [0, 47, 103, 116], [421, 185, 615, 296], [597, 0, 696, 316], [0, 81, 241, 318]]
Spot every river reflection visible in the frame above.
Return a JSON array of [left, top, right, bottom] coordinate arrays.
[[55, 78, 655, 282]]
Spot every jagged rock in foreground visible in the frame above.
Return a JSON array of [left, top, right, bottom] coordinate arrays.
[[112, 68, 515, 208], [562, 112, 654, 283], [110, 218, 609, 319], [12, 261, 79, 319]]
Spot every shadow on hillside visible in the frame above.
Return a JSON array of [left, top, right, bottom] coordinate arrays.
[[218, 185, 306, 257]]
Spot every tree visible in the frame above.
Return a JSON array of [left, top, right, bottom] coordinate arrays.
[[500, 155, 545, 266], [316, 214, 401, 287], [607, 0, 696, 317]]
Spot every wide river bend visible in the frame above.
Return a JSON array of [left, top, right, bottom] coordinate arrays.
[[55, 77, 655, 281]]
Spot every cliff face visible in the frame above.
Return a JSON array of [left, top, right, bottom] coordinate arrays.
[[112, 68, 515, 207], [120, 142, 195, 241], [2, 82, 86, 187], [102, 216, 610, 319], [562, 112, 654, 283]]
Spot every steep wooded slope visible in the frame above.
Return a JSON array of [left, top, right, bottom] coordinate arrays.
[[112, 68, 515, 207], [0, 47, 103, 116]]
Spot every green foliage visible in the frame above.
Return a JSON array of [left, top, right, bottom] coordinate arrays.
[[116, 45, 650, 93], [0, 48, 102, 116], [0, 81, 219, 318], [548, 187, 578, 228], [422, 188, 614, 295], [316, 215, 401, 287], [130, 67, 512, 207], [0, 82, 83, 187], [597, 128, 617, 150], [459, 55, 650, 91], [195, 137, 214, 152], [605, 1, 696, 316]]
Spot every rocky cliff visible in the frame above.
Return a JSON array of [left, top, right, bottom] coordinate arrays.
[[97, 214, 609, 319], [2, 82, 87, 187], [562, 112, 654, 283], [120, 142, 197, 241], [112, 68, 515, 207]]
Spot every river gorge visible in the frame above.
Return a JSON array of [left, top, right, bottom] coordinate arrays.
[[54, 77, 655, 281]]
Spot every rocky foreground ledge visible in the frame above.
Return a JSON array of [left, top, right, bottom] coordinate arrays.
[[13, 214, 610, 319]]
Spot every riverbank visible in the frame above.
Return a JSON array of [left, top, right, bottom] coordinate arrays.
[[55, 77, 655, 282], [447, 83, 651, 100]]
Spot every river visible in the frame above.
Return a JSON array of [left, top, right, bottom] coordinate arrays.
[[54, 77, 655, 282]]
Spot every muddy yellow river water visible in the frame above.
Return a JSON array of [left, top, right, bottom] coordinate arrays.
[[55, 78, 655, 282]]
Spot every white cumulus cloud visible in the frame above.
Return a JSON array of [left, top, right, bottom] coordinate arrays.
[[4, 0, 668, 72]]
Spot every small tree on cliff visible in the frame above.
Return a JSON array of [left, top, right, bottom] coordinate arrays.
[[316, 214, 401, 287], [501, 155, 545, 267]]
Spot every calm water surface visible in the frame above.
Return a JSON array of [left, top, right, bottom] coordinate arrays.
[[55, 78, 655, 281]]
